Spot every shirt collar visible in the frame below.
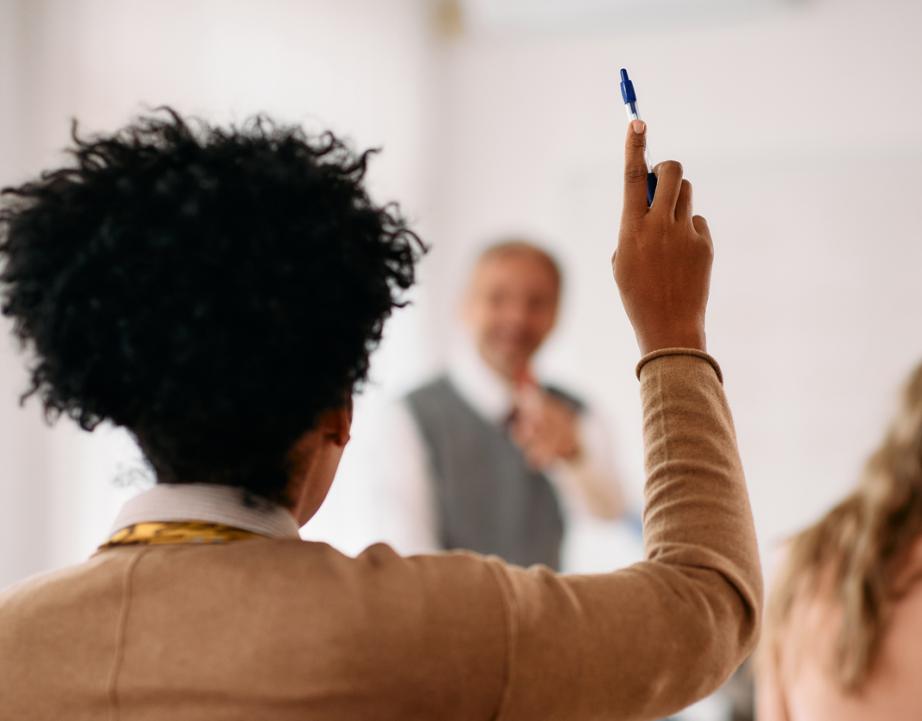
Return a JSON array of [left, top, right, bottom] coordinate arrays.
[[447, 340, 519, 424], [109, 483, 301, 540]]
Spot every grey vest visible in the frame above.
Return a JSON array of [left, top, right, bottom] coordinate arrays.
[[405, 376, 584, 570]]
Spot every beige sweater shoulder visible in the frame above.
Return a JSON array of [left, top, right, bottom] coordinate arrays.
[[0, 354, 762, 721]]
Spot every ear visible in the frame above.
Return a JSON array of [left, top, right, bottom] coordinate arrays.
[[319, 403, 352, 447]]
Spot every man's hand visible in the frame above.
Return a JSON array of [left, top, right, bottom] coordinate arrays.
[[613, 120, 713, 355], [509, 386, 581, 470]]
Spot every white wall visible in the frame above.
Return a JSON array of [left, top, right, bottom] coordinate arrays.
[[0, 0, 55, 586]]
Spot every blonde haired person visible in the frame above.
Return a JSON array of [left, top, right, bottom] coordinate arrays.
[[758, 364, 922, 720]]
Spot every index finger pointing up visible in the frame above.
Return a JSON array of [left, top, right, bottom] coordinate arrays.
[[623, 120, 649, 218]]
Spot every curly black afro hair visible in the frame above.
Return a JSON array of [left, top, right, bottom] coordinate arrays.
[[0, 108, 425, 503]]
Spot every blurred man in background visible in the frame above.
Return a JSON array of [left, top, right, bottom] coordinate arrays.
[[356, 240, 626, 569]]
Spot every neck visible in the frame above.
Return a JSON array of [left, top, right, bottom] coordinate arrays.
[[478, 353, 528, 386], [493, 361, 530, 386]]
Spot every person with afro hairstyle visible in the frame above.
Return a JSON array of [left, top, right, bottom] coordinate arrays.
[[0, 110, 761, 721]]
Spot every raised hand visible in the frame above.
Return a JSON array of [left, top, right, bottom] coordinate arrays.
[[612, 120, 713, 355]]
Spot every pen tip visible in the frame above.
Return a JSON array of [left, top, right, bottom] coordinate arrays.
[[620, 68, 629, 82]]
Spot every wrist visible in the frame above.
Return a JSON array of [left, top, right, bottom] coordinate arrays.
[[636, 325, 706, 356], [635, 347, 723, 383]]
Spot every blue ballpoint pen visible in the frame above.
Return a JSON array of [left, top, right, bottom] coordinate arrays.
[[619, 68, 657, 205]]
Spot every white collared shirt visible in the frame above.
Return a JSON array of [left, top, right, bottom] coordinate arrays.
[[324, 345, 625, 557], [108, 483, 301, 540]]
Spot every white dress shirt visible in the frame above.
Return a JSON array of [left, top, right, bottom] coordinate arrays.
[[343, 344, 625, 557]]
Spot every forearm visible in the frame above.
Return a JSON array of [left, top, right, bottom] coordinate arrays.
[[490, 353, 762, 720], [635, 351, 762, 706]]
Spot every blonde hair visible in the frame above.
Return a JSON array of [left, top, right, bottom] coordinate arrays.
[[766, 362, 922, 690]]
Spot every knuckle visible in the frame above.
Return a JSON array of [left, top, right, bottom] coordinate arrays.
[[624, 166, 648, 184], [660, 160, 683, 176]]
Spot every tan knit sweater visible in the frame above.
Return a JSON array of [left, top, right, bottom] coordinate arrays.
[[0, 354, 762, 721]]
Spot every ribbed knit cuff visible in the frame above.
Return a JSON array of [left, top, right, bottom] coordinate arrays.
[[635, 348, 724, 384]]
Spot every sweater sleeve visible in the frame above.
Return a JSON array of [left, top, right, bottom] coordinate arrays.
[[484, 353, 762, 721]]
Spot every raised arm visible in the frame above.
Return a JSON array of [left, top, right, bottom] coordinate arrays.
[[484, 120, 762, 720]]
